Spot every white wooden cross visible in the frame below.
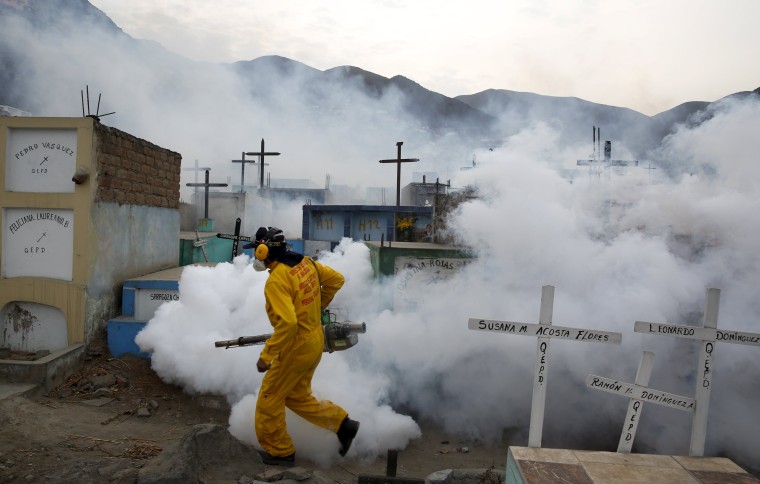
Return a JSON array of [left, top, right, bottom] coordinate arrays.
[[585, 351, 695, 453], [193, 230, 208, 262], [468, 285, 623, 448], [634, 287, 760, 456]]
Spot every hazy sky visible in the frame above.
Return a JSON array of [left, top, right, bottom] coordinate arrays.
[[87, 0, 760, 116]]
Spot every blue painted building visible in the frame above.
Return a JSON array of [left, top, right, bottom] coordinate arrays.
[[302, 204, 433, 244]]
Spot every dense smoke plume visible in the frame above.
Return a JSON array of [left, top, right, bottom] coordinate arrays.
[[139, 97, 759, 473], [2, 5, 759, 475]]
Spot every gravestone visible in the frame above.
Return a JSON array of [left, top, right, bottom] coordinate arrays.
[[0, 117, 181, 375]]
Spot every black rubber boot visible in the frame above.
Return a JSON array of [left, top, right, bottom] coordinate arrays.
[[258, 450, 296, 467], [337, 416, 360, 457]]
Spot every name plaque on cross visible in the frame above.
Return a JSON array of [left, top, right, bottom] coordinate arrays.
[[586, 351, 695, 453], [634, 287, 760, 456], [468, 285, 623, 448], [215, 218, 252, 261]]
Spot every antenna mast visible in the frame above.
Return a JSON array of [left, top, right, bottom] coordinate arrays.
[[80, 85, 115, 121]]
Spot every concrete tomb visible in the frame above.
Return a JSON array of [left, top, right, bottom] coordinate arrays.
[[0, 116, 181, 387]]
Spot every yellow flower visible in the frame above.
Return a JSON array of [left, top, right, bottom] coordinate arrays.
[[397, 216, 415, 230]]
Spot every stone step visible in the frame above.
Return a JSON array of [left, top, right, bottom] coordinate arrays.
[[107, 263, 216, 359]]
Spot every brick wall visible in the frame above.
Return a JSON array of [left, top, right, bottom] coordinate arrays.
[[94, 122, 182, 208]]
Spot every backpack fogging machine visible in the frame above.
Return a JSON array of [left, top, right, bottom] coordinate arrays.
[[215, 309, 366, 353]]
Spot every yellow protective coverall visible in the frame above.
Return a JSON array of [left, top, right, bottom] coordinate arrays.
[[255, 256, 348, 457]]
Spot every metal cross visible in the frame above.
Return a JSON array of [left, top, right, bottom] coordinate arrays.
[[379, 141, 419, 207], [245, 138, 280, 188], [232, 153, 269, 193], [183, 159, 211, 202], [214, 218, 251, 260], [185, 169, 228, 219]]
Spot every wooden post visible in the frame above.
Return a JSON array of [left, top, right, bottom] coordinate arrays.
[[618, 351, 655, 452], [529, 285, 554, 448]]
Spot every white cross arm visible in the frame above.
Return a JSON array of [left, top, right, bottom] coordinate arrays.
[[715, 329, 760, 347], [468, 318, 621, 344], [635, 321, 760, 346], [586, 374, 695, 412], [635, 320, 714, 341]]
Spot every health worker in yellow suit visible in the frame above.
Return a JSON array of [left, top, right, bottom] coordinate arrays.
[[245, 226, 360, 466]]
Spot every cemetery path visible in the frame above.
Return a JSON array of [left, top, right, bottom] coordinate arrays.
[[0, 335, 508, 483]]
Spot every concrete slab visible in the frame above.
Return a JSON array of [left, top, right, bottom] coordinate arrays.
[[574, 450, 681, 469], [583, 462, 698, 483], [0, 343, 84, 390], [507, 447, 759, 484], [672, 456, 748, 473], [0, 382, 37, 400], [510, 447, 580, 464]]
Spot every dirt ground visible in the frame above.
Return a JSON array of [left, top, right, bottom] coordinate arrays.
[[0, 334, 509, 483]]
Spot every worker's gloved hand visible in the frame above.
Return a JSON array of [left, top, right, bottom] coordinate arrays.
[[256, 357, 270, 373]]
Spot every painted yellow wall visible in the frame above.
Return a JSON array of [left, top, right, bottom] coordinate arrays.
[[1, 117, 182, 347], [0, 117, 94, 345]]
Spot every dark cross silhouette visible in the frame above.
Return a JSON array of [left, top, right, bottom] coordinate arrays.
[[215, 218, 252, 260], [184, 159, 212, 204], [645, 163, 657, 180], [232, 152, 269, 193], [186, 170, 228, 219], [379, 141, 419, 207], [245, 138, 280, 188]]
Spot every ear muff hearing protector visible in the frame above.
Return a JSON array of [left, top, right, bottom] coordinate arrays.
[[252, 227, 285, 261], [255, 243, 269, 261]]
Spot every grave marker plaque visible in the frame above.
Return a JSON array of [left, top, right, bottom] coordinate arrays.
[[5, 128, 78, 193]]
